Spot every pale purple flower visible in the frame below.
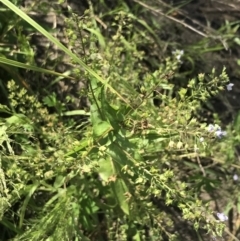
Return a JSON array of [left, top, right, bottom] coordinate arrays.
[[208, 124, 215, 132], [217, 212, 228, 222], [226, 83, 234, 91], [208, 124, 226, 138], [215, 129, 227, 138], [233, 174, 238, 181]]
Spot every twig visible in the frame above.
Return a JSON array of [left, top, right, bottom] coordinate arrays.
[[133, 0, 208, 37], [133, 0, 228, 49], [196, 153, 206, 177]]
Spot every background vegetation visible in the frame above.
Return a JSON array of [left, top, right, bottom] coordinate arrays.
[[0, 0, 240, 240]]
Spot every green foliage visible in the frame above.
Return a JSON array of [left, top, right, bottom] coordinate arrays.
[[0, 0, 239, 241]]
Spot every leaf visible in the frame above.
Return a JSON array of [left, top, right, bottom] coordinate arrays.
[[43, 94, 57, 107], [83, 25, 106, 49], [234, 111, 240, 132], [100, 86, 119, 128], [98, 156, 130, 215], [54, 175, 66, 189], [93, 121, 112, 138], [62, 110, 90, 116], [98, 157, 115, 182], [19, 182, 39, 228], [111, 178, 129, 215], [0, 218, 22, 234], [0, 57, 74, 79], [5, 139, 14, 155], [6, 114, 29, 125], [132, 230, 141, 241], [237, 198, 240, 213], [107, 132, 140, 166], [64, 139, 89, 157], [90, 103, 103, 126]]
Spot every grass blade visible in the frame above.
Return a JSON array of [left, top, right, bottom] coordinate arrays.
[[0, 0, 130, 106]]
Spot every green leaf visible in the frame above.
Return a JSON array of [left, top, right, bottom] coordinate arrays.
[[111, 178, 129, 215], [6, 114, 29, 125], [62, 110, 90, 116], [54, 175, 66, 189], [0, 57, 74, 79], [43, 94, 57, 107], [234, 111, 240, 132], [19, 182, 39, 228], [90, 103, 103, 126], [0, 218, 22, 234], [98, 157, 115, 182], [100, 86, 119, 128], [99, 153, 130, 216], [93, 121, 112, 138], [64, 139, 89, 157], [132, 231, 141, 241], [83, 25, 106, 49], [107, 135, 138, 166]]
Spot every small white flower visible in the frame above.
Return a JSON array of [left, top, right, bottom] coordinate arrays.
[[217, 212, 228, 222], [199, 137, 204, 142], [172, 49, 184, 61], [233, 174, 238, 181], [226, 83, 234, 91]]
